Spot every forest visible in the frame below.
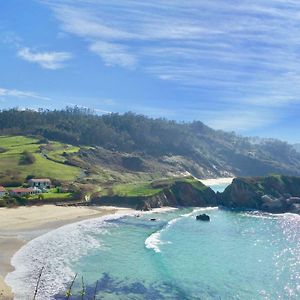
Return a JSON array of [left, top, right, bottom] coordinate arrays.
[[0, 107, 299, 177]]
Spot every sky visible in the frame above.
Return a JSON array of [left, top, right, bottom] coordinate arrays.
[[1, 0, 300, 143]]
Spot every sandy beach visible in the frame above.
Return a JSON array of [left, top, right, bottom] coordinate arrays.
[[200, 177, 234, 186], [0, 205, 134, 299]]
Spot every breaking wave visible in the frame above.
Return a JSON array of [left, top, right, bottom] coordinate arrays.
[[5, 213, 128, 300], [145, 207, 218, 253]]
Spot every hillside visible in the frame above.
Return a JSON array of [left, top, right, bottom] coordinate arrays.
[[0, 136, 80, 186], [0, 107, 300, 182], [93, 176, 217, 210]]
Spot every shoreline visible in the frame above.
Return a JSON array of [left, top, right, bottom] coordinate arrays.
[[200, 177, 234, 186], [0, 205, 135, 299]]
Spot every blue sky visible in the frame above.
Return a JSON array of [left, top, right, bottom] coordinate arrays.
[[1, 0, 300, 142]]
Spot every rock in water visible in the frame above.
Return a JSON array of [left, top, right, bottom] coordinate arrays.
[[196, 214, 210, 221]]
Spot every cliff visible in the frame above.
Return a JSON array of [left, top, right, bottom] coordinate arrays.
[[219, 175, 300, 214], [93, 178, 217, 211], [93, 175, 300, 214]]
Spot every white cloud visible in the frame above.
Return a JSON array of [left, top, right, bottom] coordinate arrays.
[[0, 87, 50, 100], [41, 1, 300, 86], [49, 4, 135, 40], [40, 0, 300, 130], [89, 41, 136, 68], [17, 47, 72, 69]]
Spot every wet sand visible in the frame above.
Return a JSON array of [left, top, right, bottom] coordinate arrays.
[[0, 205, 133, 299]]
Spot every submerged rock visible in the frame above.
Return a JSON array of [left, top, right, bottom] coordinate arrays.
[[196, 214, 210, 221]]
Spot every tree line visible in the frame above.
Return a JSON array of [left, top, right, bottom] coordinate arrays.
[[0, 107, 297, 166]]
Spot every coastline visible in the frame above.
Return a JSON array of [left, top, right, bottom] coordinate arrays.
[[200, 177, 234, 186], [0, 205, 134, 299]]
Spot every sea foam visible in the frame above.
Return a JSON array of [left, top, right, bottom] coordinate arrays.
[[5, 213, 130, 300], [145, 217, 180, 253], [145, 207, 217, 253]]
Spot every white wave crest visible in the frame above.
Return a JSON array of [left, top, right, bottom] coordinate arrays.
[[5, 213, 129, 300], [181, 206, 218, 217], [145, 217, 181, 253], [145, 207, 218, 253]]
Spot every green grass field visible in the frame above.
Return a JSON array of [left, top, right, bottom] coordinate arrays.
[[111, 181, 163, 197], [42, 141, 80, 163], [0, 136, 80, 184], [29, 192, 73, 200], [106, 176, 205, 197]]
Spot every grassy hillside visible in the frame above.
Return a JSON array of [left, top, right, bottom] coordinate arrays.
[[1, 108, 300, 178], [99, 176, 208, 198], [0, 136, 80, 185]]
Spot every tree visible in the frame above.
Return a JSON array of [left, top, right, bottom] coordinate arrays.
[[19, 151, 36, 165]]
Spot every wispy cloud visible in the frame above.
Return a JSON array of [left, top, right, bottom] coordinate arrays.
[[39, 0, 300, 131], [17, 47, 72, 69], [0, 87, 50, 101], [89, 41, 136, 68], [41, 0, 300, 93]]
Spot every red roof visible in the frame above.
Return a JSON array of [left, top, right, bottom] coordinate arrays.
[[0, 186, 6, 192], [11, 188, 34, 193]]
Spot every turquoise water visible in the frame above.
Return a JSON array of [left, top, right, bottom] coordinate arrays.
[[6, 183, 300, 299]]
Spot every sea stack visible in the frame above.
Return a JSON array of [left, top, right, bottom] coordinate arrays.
[[196, 214, 210, 221]]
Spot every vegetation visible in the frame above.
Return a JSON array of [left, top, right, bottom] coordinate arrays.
[[1, 107, 300, 208], [110, 181, 163, 197], [19, 150, 36, 165], [0, 107, 299, 179], [28, 191, 73, 201], [0, 136, 80, 184], [99, 176, 207, 198]]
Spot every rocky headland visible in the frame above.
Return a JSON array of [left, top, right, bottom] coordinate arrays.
[[93, 177, 217, 211], [219, 175, 300, 214], [94, 175, 300, 214]]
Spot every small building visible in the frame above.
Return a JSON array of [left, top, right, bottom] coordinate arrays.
[[28, 178, 51, 189], [0, 186, 7, 197], [10, 188, 35, 197]]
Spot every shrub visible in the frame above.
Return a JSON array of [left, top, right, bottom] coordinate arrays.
[[52, 179, 62, 187], [0, 199, 7, 207], [1, 176, 23, 187], [38, 137, 49, 144], [19, 151, 36, 165], [16, 196, 28, 206], [26, 174, 36, 181], [0, 147, 7, 153]]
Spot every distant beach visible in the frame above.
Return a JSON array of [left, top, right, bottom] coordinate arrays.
[[200, 177, 234, 186], [0, 205, 134, 299]]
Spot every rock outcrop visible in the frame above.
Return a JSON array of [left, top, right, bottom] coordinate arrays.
[[93, 179, 217, 211], [93, 175, 300, 214], [219, 175, 300, 214], [196, 214, 210, 221]]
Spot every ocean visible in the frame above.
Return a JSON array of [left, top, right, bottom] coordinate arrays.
[[6, 183, 300, 299]]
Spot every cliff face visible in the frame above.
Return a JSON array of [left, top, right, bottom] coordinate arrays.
[[219, 175, 300, 214], [93, 175, 300, 214], [138, 181, 217, 211], [93, 180, 217, 211]]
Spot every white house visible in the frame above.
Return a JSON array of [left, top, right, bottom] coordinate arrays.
[[0, 186, 7, 197], [28, 178, 51, 189]]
